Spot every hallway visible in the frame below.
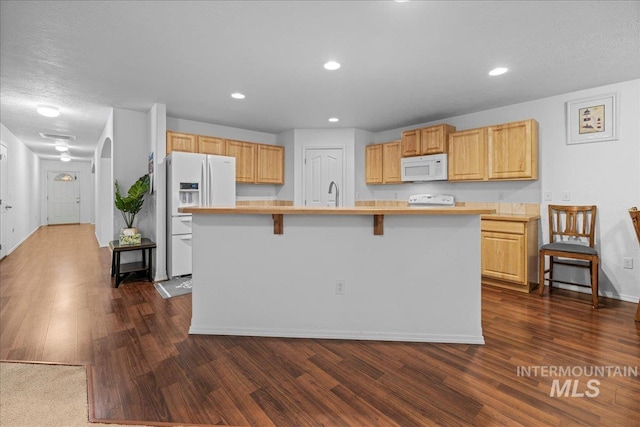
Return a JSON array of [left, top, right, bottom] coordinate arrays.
[[1, 224, 638, 426]]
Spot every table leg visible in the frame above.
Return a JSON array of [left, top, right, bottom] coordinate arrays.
[[148, 248, 153, 282], [115, 252, 122, 288], [111, 250, 115, 277]]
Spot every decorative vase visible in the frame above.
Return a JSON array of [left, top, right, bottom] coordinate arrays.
[[119, 227, 141, 245]]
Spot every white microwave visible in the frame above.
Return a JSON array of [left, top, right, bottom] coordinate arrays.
[[401, 153, 448, 182]]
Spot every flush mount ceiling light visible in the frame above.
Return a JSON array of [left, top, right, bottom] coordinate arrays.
[[489, 67, 509, 76], [60, 153, 71, 162], [328, 117, 339, 123], [54, 142, 69, 152], [323, 61, 341, 71], [231, 92, 245, 99], [36, 105, 60, 117]]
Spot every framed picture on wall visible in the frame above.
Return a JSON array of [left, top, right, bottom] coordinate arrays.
[[566, 92, 618, 144]]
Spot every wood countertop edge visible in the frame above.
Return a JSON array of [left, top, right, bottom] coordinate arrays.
[[180, 206, 496, 216], [481, 214, 541, 221]]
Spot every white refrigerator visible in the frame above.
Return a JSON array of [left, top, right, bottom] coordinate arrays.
[[167, 151, 236, 278]]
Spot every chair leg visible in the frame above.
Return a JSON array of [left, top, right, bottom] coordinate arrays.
[[591, 257, 599, 309], [548, 256, 554, 293], [539, 252, 546, 296]]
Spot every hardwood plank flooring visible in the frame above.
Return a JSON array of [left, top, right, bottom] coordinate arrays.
[[1, 224, 638, 426]]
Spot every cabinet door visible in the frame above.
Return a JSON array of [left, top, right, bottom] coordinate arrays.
[[167, 131, 197, 154], [401, 129, 421, 157], [382, 141, 402, 183], [256, 144, 284, 184], [198, 136, 225, 155], [481, 231, 526, 284], [225, 140, 256, 183], [488, 119, 538, 180], [448, 128, 487, 181], [365, 144, 383, 184], [421, 124, 455, 155]]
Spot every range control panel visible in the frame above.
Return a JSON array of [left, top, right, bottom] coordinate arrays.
[[408, 194, 455, 206]]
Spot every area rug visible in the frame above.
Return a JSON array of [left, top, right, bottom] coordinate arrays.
[[0, 361, 151, 427], [154, 276, 192, 299]]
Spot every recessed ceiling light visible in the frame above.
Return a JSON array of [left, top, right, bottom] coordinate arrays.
[[324, 61, 341, 71], [37, 105, 60, 117], [60, 153, 71, 162], [231, 92, 245, 99], [54, 142, 69, 152], [489, 67, 509, 76], [328, 117, 339, 123]]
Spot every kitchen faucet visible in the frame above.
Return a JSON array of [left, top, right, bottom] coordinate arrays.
[[328, 181, 340, 207]]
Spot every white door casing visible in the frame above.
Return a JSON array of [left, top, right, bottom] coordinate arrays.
[[0, 144, 9, 259], [47, 171, 80, 224], [303, 148, 344, 207]]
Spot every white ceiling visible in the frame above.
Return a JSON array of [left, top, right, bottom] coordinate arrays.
[[1, 1, 639, 162]]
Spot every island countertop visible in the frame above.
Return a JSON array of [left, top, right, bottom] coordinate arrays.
[[179, 206, 496, 216]]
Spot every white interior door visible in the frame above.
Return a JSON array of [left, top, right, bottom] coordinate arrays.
[[47, 171, 80, 224], [0, 144, 9, 259], [303, 148, 344, 207]]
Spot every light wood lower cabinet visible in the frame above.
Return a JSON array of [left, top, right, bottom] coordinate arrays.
[[481, 216, 539, 293]]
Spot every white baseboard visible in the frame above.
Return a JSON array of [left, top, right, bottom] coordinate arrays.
[[188, 326, 485, 345], [546, 283, 640, 303], [5, 225, 41, 257]]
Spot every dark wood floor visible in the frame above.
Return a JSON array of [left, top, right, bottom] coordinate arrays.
[[1, 224, 638, 426]]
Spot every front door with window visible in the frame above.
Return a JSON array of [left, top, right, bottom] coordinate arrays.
[[47, 172, 80, 224]]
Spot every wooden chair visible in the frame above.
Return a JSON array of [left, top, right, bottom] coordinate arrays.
[[539, 205, 599, 308], [630, 207, 640, 321]]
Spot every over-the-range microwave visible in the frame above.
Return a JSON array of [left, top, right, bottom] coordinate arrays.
[[401, 153, 448, 182]]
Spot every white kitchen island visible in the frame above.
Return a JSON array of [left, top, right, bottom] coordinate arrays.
[[180, 206, 494, 344]]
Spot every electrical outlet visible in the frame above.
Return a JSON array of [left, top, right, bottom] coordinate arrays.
[[498, 191, 505, 200], [623, 257, 633, 269], [336, 280, 345, 295], [562, 192, 571, 201], [544, 192, 552, 201]]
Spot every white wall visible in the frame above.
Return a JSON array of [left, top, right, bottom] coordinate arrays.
[[368, 79, 640, 302], [40, 160, 94, 225], [0, 123, 42, 255], [94, 110, 114, 247], [113, 108, 151, 238], [148, 103, 167, 281], [293, 128, 357, 207]]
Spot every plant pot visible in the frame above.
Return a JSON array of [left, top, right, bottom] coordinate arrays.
[[119, 227, 141, 245]]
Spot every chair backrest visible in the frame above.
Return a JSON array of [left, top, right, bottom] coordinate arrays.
[[548, 205, 597, 247]]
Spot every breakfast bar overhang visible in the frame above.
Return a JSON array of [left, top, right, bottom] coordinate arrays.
[[180, 206, 495, 344]]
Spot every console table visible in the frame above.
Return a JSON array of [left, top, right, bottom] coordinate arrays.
[[109, 238, 156, 288]]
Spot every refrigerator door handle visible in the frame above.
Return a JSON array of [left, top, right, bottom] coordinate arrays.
[[201, 159, 207, 206]]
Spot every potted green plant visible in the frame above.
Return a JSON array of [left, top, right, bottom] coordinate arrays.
[[115, 174, 150, 245]]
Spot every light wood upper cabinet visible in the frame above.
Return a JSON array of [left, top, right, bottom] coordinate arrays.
[[198, 136, 226, 155], [481, 217, 539, 293], [421, 124, 456, 155], [401, 124, 456, 157], [366, 141, 402, 184], [382, 141, 402, 183], [488, 119, 538, 180], [448, 128, 487, 181], [365, 144, 383, 184], [167, 131, 197, 154], [256, 144, 284, 184], [225, 140, 256, 183], [401, 129, 421, 157]]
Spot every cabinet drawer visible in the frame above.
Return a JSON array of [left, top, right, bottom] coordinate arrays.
[[172, 216, 193, 235], [481, 220, 524, 234]]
